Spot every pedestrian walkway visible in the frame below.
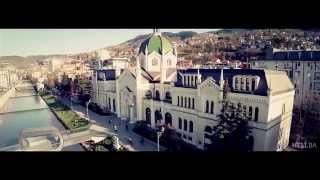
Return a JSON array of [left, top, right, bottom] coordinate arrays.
[[58, 97, 165, 151]]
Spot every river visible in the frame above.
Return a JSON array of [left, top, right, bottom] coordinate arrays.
[[0, 81, 83, 151]]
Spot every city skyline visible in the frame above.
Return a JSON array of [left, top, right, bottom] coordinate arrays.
[[0, 29, 217, 57]]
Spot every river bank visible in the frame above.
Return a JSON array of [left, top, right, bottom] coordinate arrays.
[[0, 87, 16, 110]]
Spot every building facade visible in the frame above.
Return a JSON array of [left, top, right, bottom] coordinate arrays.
[[91, 30, 295, 151], [250, 48, 320, 110]]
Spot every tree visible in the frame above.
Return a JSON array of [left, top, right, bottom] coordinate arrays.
[[207, 81, 254, 152], [60, 73, 71, 95]]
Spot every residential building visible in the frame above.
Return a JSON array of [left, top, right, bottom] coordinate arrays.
[[250, 48, 320, 111]]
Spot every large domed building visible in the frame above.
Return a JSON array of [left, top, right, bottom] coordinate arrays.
[[137, 29, 177, 82], [91, 29, 295, 151]]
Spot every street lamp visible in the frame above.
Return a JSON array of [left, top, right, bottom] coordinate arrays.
[[86, 98, 91, 120], [157, 126, 165, 152]]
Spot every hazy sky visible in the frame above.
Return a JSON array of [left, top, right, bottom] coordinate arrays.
[[0, 29, 217, 57]]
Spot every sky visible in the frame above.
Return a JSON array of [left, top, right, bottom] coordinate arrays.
[[0, 29, 218, 57]]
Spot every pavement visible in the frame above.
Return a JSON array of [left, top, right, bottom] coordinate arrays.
[[58, 96, 165, 152]]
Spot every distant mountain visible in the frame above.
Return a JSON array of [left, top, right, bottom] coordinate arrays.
[[110, 31, 198, 48], [214, 29, 251, 34], [0, 56, 31, 69], [0, 54, 67, 69], [163, 31, 198, 40]]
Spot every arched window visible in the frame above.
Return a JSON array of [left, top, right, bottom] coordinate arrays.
[[205, 100, 209, 113], [177, 96, 180, 106], [184, 97, 187, 107], [145, 90, 152, 99], [189, 121, 193, 133], [246, 78, 250, 91], [155, 110, 162, 124], [195, 76, 198, 85], [165, 91, 172, 102], [145, 108, 151, 125], [188, 97, 191, 108], [241, 78, 244, 91], [192, 98, 195, 109], [152, 58, 158, 66], [155, 90, 160, 100], [113, 99, 116, 112], [178, 118, 182, 129], [254, 107, 259, 122], [243, 105, 247, 116], [181, 97, 184, 107], [184, 119, 188, 131], [249, 106, 253, 120], [252, 78, 256, 91], [184, 76, 186, 86], [108, 97, 111, 109], [165, 113, 172, 126], [210, 101, 214, 114]]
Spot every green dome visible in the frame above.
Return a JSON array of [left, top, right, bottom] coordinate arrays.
[[139, 34, 174, 55]]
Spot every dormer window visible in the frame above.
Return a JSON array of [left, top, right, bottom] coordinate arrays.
[[240, 78, 245, 91], [252, 78, 256, 91], [235, 77, 239, 90], [246, 78, 250, 91]]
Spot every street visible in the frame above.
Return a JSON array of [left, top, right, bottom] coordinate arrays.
[[58, 97, 165, 151]]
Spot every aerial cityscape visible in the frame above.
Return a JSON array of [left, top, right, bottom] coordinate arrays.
[[0, 28, 319, 151]]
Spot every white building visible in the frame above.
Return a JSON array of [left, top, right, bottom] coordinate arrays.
[[91, 30, 295, 151], [94, 49, 111, 60], [48, 58, 64, 72], [250, 48, 320, 110], [102, 58, 129, 70], [0, 69, 19, 91]]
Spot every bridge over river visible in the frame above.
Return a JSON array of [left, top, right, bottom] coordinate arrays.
[[0, 80, 112, 151]]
